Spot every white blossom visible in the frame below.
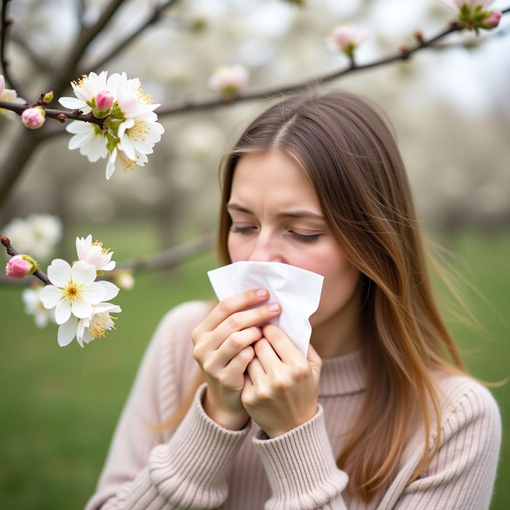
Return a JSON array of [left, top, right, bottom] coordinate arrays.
[[39, 259, 109, 324], [3, 214, 62, 260], [59, 71, 164, 180], [22, 285, 56, 328], [76, 235, 116, 272], [57, 302, 122, 347]]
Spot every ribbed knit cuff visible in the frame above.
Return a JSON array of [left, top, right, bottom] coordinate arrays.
[[253, 405, 348, 510], [148, 383, 251, 509]]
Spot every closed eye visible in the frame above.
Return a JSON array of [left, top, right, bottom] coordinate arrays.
[[290, 232, 320, 243], [230, 225, 257, 234]]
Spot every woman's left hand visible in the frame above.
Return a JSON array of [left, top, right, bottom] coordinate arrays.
[[241, 323, 322, 438]]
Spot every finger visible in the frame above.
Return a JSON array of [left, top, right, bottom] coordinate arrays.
[[261, 323, 302, 363], [227, 345, 255, 374], [213, 302, 281, 344], [307, 343, 323, 375], [216, 325, 262, 360], [253, 338, 281, 376], [198, 288, 270, 332], [246, 356, 267, 382]]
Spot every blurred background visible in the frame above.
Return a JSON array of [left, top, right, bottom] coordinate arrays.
[[0, 0, 508, 508]]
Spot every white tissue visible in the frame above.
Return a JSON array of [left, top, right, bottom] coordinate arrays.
[[207, 261, 324, 356]]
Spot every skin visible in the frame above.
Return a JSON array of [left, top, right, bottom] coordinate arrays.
[[191, 151, 363, 437]]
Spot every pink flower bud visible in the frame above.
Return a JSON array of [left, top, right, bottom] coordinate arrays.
[[483, 10, 502, 28], [328, 25, 367, 60], [6, 254, 38, 279], [95, 90, 114, 112], [0, 75, 5, 96], [115, 271, 135, 291], [21, 106, 46, 129], [208, 66, 249, 99]]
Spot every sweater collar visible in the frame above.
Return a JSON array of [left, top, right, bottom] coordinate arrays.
[[318, 348, 367, 397]]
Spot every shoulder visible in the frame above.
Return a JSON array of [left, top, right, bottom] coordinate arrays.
[[432, 370, 502, 445]]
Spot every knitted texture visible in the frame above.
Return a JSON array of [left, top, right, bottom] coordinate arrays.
[[85, 301, 501, 510]]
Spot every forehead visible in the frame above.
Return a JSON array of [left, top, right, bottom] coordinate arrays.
[[230, 152, 320, 210]]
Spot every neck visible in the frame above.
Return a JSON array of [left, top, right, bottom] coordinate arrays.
[[311, 284, 363, 358]]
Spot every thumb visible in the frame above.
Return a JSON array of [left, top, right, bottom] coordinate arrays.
[[307, 343, 322, 375]]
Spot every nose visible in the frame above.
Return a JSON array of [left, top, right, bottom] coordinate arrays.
[[248, 232, 284, 263]]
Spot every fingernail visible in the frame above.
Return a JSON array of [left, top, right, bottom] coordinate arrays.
[[268, 303, 280, 312], [256, 288, 268, 298]]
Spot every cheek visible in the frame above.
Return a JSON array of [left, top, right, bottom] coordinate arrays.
[[227, 235, 246, 262], [308, 252, 361, 322]]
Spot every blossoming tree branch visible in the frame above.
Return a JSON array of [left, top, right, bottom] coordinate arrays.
[[0, 0, 507, 347]]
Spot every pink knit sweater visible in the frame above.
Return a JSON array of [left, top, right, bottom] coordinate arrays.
[[85, 301, 501, 510]]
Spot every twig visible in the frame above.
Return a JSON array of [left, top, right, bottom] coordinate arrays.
[[0, 99, 104, 127], [24, 10, 510, 143], [76, 0, 85, 29], [50, 0, 127, 99], [114, 232, 215, 272], [0, 0, 23, 96], [89, 0, 181, 72], [1, 235, 51, 285], [10, 32, 55, 74], [156, 20, 468, 116], [0, 232, 215, 286]]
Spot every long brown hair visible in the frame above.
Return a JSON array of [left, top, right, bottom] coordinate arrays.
[[216, 89, 467, 501]]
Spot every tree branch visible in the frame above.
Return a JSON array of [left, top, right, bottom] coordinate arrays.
[[0, 129, 43, 210], [89, 0, 181, 72], [1, 235, 51, 285], [0, 99, 105, 127], [114, 231, 215, 272], [10, 32, 55, 74], [0, 232, 215, 286], [0, 0, 23, 96], [154, 17, 508, 116], [50, 0, 127, 98]]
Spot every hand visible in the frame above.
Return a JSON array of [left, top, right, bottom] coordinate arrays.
[[191, 289, 282, 430], [241, 323, 322, 438]]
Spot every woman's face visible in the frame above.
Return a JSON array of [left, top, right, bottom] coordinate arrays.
[[227, 151, 361, 331]]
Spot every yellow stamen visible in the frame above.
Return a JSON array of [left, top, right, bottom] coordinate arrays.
[[64, 279, 83, 303]]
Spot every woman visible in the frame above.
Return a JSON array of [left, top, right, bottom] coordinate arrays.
[[85, 90, 501, 509]]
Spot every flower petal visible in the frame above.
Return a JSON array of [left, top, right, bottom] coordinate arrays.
[[55, 299, 71, 324], [39, 285, 63, 309], [71, 298, 93, 319], [97, 281, 120, 301], [71, 260, 98, 284], [58, 316, 78, 346], [81, 282, 106, 304], [59, 97, 87, 109], [47, 259, 72, 287]]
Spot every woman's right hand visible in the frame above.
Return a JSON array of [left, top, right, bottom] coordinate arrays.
[[191, 288, 281, 430]]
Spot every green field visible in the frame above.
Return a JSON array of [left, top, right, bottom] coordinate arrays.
[[0, 227, 508, 509]]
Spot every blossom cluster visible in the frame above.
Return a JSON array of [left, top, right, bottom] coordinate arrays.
[[37, 235, 121, 347], [59, 71, 165, 180], [6, 235, 122, 347], [4, 214, 62, 260]]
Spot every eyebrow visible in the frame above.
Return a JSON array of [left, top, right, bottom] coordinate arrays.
[[226, 202, 325, 221]]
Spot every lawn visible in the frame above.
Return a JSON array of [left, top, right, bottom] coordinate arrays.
[[0, 227, 508, 509]]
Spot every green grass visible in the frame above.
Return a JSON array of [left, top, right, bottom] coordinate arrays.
[[0, 228, 508, 509]]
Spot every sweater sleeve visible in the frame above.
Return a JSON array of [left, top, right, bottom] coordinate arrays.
[[387, 380, 502, 510], [253, 378, 501, 510], [85, 302, 251, 510], [253, 405, 349, 510]]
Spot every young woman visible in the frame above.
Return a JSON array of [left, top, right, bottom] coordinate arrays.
[[85, 90, 501, 510]]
